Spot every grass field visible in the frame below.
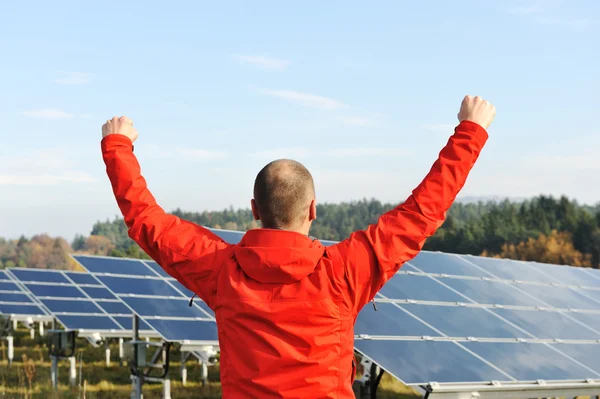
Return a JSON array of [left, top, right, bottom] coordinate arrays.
[[0, 326, 421, 398]]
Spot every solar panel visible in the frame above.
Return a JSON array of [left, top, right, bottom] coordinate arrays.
[[72, 254, 218, 344], [355, 248, 600, 386], [6, 268, 143, 335], [0, 270, 50, 320]]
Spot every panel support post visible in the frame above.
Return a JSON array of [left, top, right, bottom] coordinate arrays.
[[163, 378, 171, 399], [180, 352, 188, 386], [131, 375, 143, 399], [12, 319, 17, 331], [119, 338, 124, 367], [105, 339, 111, 367], [39, 321, 44, 337], [7, 335, 14, 367], [69, 356, 77, 387], [51, 355, 59, 389], [30, 328, 35, 339], [201, 362, 208, 387]]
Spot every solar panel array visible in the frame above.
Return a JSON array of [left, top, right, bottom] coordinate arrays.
[[4, 268, 151, 336], [72, 255, 218, 344], [355, 251, 600, 385], [4, 226, 600, 388], [0, 270, 50, 321]]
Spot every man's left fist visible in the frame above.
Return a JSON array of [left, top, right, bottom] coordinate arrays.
[[102, 116, 139, 143]]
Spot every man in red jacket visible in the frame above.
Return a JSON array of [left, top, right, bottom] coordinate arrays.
[[100, 95, 495, 398]]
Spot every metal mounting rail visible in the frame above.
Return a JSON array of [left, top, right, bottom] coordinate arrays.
[[422, 379, 600, 399]]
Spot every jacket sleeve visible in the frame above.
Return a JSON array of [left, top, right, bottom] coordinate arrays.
[[101, 134, 230, 308], [333, 120, 488, 313]]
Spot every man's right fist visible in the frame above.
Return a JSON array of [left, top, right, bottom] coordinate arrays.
[[457, 95, 496, 130], [102, 116, 139, 143]]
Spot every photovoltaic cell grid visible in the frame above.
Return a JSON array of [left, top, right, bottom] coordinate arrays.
[[352, 250, 600, 385], [0, 270, 50, 320], [71, 255, 218, 344], [5, 268, 150, 334], [206, 228, 600, 386]]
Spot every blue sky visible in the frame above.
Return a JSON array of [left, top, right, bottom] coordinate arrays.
[[1, 0, 599, 241]]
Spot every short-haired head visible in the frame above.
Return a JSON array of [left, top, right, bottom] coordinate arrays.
[[251, 159, 317, 234]]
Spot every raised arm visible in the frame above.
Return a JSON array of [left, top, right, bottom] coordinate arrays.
[[100, 117, 229, 307], [333, 96, 496, 313]]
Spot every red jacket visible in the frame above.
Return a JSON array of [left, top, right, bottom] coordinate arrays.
[[101, 120, 488, 398]]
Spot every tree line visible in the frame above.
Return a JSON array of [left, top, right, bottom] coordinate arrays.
[[1, 195, 600, 270]]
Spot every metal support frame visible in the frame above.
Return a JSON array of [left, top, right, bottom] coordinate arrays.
[[39, 321, 44, 337], [126, 315, 172, 399], [422, 379, 600, 399], [47, 328, 77, 389], [355, 355, 384, 399]]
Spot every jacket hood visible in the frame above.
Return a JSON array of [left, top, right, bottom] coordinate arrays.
[[233, 229, 326, 284]]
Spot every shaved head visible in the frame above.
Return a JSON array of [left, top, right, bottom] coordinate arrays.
[[253, 159, 315, 230]]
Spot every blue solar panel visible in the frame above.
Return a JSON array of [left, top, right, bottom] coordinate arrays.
[[57, 315, 122, 331], [355, 303, 439, 337], [0, 292, 34, 303], [74, 254, 218, 343], [400, 304, 529, 339], [408, 251, 491, 278], [208, 228, 244, 244], [459, 255, 556, 284], [26, 284, 86, 298], [120, 297, 209, 318], [8, 268, 135, 333], [355, 339, 510, 384], [11, 269, 70, 283], [513, 282, 600, 310], [96, 300, 131, 315], [0, 270, 49, 318], [143, 260, 171, 278], [528, 262, 597, 287], [556, 344, 600, 375], [379, 274, 466, 302], [0, 281, 20, 291], [81, 286, 118, 300], [436, 277, 546, 307], [42, 299, 102, 314], [0, 304, 47, 315], [491, 308, 600, 340], [65, 272, 99, 285], [145, 319, 218, 342], [96, 276, 180, 297], [462, 342, 599, 380], [74, 255, 156, 276]]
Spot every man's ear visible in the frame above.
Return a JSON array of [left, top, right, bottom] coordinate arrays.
[[309, 199, 317, 222], [251, 199, 260, 221]]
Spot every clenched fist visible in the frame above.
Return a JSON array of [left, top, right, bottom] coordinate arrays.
[[457, 95, 496, 130], [102, 116, 139, 143]]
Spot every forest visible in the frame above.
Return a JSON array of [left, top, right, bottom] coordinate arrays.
[[1, 194, 600, 271]]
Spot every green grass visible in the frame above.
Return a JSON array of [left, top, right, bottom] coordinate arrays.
[[0, 327, 420, 398]]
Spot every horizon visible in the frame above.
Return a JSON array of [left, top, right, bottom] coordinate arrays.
[[1, 1, 599, 241]]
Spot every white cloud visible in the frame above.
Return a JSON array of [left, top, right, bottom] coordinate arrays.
[[506, 1, 596, 31], [249, 147, 407, 159], [54, 72, 94, 85], [22, 108, 75, 120], [260, 89, 348, 110], [338, 116, 374, 127], [178, 148, 229, 160], [232, 55, 291, 70], [0, 149, 94, 186], [422, 123, 456, 133]]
